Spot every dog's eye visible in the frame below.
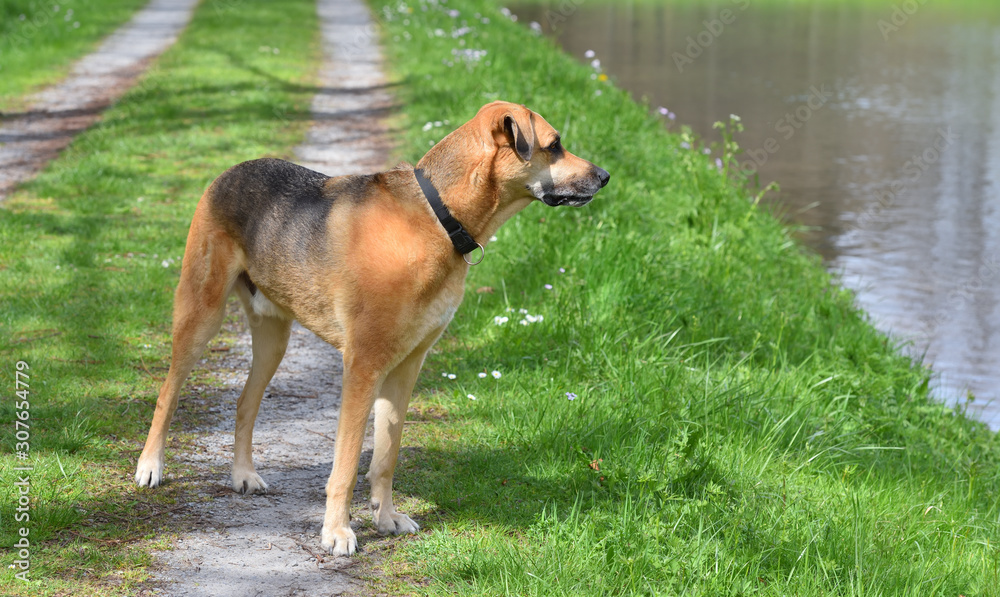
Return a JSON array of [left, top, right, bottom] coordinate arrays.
[[546, 138, 562, 153]]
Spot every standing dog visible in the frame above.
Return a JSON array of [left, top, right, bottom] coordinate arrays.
[[134, 101, 609, 555]]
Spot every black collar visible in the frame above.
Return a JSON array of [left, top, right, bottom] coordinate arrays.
[[414, 168, 482, 257]]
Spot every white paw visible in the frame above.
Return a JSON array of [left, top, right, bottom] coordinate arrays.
[[231, 467, 268, 494], [322, 525, 357, 556], [135, 455, 164, 488], [376, 510, 420, 536]]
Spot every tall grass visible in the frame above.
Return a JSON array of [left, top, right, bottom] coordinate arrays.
[[369, 0, 1000, 594]]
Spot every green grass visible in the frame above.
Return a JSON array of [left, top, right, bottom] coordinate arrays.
[[366, 1, 1000, 595], [0, 0, 320, 593], [0, 0, 152, 109]]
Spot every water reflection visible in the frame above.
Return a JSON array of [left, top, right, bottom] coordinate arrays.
[[509, 1, 1000, 427]]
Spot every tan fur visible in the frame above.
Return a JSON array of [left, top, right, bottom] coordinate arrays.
[[134, 101, 609, 556]]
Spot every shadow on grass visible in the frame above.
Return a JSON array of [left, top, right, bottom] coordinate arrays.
[[391, 396, 988, 589]]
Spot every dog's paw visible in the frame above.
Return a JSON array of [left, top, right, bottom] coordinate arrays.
[[134, 456, 164, 488], [376, 510, 420, 536], [322, 525, 357, 556], [231, 468, 269, 494]]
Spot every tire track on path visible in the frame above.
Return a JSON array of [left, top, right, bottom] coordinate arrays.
[[146, 0, 396, 594], [0, 0, 199, 199]]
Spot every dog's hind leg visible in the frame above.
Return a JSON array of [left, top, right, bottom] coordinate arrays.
[[231, 285, 292, 494], [135, 207, 240, 489]]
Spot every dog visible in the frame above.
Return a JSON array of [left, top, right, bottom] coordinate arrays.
[[134, 101, 610, 555]]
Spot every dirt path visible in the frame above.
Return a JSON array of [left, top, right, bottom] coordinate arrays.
[[145, 0, 396, 595], [0, 0, 199, 199]]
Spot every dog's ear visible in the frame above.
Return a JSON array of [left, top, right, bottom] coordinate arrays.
[[482, 102, 535, 162], [503, 111, 534, 162]]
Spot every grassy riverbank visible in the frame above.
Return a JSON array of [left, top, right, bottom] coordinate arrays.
[[0, 0, 150, 109], [0, 0, 319, 593], [369, 0, 1000, 595]]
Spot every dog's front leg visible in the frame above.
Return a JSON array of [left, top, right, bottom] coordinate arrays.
[[367, 347, 428, 536], [322, 362, 380, 556]]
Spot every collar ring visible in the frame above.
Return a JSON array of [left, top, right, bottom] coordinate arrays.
[[463, 243, 486, 266]]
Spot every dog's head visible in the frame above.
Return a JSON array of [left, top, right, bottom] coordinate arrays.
[[475, 101, 610, 207]]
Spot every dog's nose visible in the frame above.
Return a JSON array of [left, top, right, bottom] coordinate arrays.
[[595, 167, 610, 188]]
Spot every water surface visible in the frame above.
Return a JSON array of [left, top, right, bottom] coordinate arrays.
[[509, 1, 1000, 426]]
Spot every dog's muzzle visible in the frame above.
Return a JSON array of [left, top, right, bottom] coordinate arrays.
[[541, 166, 610, 207]]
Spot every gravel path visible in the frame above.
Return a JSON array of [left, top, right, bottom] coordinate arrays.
[[146, 0, 396, 594], [295, 0, 395, 175], [0, 0, 199, 199]]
